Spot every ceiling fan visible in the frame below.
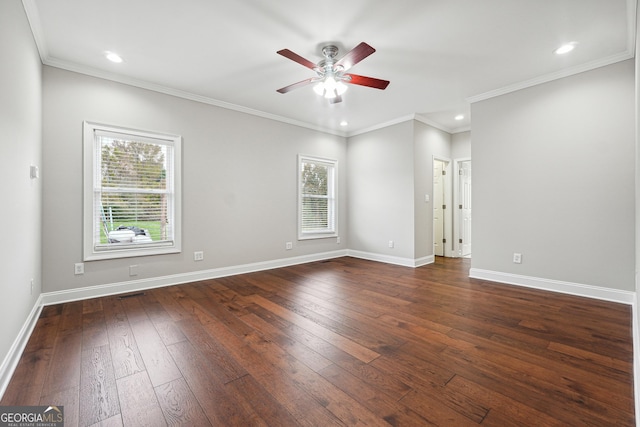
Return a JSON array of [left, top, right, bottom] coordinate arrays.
[[276, 42, 390, 104]]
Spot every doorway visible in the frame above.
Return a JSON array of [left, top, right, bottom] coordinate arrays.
[[433, 158, 451, 257], [455, 159, 472, 257]]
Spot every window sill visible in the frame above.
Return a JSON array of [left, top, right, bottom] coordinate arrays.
[[298, 233, 338, 241], [84, 244, 180, 261]]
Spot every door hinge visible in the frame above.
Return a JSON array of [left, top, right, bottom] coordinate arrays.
[[459, 238, 463, 243], [459, 169, 463, 175], [443, 238, 446, 243], [459, 204, 463, 209], [442, 204, 446, 209], [442, 170, 446, 176]]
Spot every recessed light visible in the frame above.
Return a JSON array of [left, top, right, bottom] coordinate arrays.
[[340, 120, 348, 126], [105, 51, 123, 63], [554, 42, 577, 55], [454, 114, 464, 121]]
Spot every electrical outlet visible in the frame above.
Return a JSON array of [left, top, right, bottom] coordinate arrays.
[[388, 240, 394, 248], [336, 236, 341, 244], [285, 242, 293, 250], [194, 251, 204, 261], [129, 265, 139, 276], [513, 253, 522, 264], [74, 263, 84, 275]]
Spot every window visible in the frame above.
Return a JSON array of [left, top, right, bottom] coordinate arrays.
[[83, 122, 181, 260], [298, 155, 337, 239]]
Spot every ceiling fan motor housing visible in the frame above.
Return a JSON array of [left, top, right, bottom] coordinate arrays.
[[318, 45, 345, 80]]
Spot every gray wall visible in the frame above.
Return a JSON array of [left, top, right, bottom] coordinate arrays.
[[0, 0, 42, 371], [346, 119, 456, 263], [452, 131, 471, 159], [413, 121, 452, 259], [42, 67, 347, 293], [471, 59, 635, 291], [347, 121, 416, 260]]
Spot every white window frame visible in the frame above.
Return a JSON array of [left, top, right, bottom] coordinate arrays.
[[83, 121, 182, 261], [298, 155, 338, 240]]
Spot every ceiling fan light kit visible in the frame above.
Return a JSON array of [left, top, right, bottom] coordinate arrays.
[[313, 77, 348, 99], [276, 42, 390, 103]]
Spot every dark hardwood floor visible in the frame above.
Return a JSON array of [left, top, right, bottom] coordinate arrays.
[[1, 257, 634, 426]]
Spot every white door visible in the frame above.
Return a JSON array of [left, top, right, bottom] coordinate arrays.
[[433, 160, 445, 256], [459, 160, 472, 257]]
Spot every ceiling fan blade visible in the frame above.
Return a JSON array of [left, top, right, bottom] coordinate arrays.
[[345, 74, 390, 90], [277, 49, 317, 70], [335, 42, 376, 71], [276, 78, 318, 94]]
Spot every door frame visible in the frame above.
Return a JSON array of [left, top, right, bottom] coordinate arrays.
[[453, 157, 471, 257], [433, 156, 453, 257]]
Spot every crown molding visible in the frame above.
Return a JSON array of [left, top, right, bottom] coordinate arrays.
[[23, 0, 637, 137], [346, 114, 416, 137], [21, 0, 47, 62], [413, 115, 453, 134], [468, 0, 636, 105], [626, 0, 637, 55], [450, 125, 471, 134], [21, 0, 348, 138], [43, 56, 349, 138], [467, 50, 634, 104]]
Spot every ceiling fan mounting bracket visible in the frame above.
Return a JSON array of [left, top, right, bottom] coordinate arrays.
[[321, 45, 339, 60]]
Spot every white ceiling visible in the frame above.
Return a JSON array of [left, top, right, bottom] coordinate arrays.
[[24, 0, 635, 136]]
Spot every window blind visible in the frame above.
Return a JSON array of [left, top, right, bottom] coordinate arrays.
[[93, 130, 175, 250], [299, 157, 336, 236]]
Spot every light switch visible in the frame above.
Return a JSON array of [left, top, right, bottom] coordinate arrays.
[[30, 165, 39, 179]]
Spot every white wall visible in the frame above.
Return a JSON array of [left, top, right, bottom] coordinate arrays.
[[42, 67, 347, 293], [471, 59, 635, 292], [0, 0, 43, 382]]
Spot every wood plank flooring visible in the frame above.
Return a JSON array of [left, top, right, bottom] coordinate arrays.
[[1, 257, 634, 426]]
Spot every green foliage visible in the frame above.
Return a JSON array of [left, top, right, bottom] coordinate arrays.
[[101, 140, 165, 189], [100, 139, 167, 223], [301, 162, 328, 195]]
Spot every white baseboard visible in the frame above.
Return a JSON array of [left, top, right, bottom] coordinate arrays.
[[0, 296, 44, 400], [632, 300, 640, 427], [41, 250, 431, 307], [469, 268, 636, 305], [414, 255, 435, 267], [347, 250, 434, 268], [40, 250, 434, 305], [41, 250, 349, 306], [473, 267, 639, 426]]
